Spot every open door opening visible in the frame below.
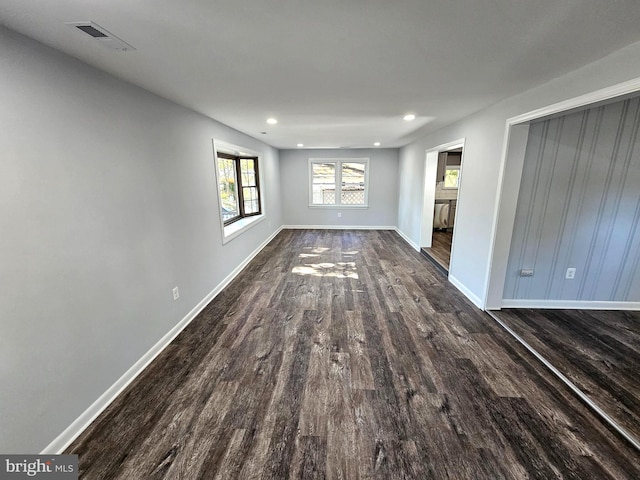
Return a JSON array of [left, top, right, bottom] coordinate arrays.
[[421, 145, 463, 275]]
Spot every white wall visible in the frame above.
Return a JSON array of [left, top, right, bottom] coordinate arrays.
[[280, 148, 398, 227], [398, 40, 640, 308], [0, 26, 282, 453]]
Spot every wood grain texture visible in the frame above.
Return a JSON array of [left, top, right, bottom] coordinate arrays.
[[491, 308, 640, 444], [68, 230, 640, 479], [421, 230, 452, 273]]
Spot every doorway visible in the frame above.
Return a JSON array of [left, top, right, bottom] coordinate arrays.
[[420, 142, 464, 275]]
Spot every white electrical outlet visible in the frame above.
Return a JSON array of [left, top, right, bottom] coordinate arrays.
[[338, 212, 342, 218], [565, 268, 576, 279], [172, 286, 180, 300]]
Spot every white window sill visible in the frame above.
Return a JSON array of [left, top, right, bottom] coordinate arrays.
[[222, 215, 264, 244]]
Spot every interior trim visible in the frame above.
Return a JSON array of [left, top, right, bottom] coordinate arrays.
[[450, 274, 484, 309], [500, 300, 640, 310], [282, 224, 396, 231], [395, 227, 420, 251], [507, 78, 640, 126]]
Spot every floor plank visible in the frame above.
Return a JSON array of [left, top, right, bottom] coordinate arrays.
[[68, 230, 640, 479], [491, 308, 640, 446], [421, 230, 453, 272]]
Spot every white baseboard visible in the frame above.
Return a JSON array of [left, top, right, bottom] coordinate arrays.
[[393, 229, 484, 309], [394, 228, 420, 251], [449, 274, 485, 309], [500, 299, 640, 310], [42, 226, 283, 454], [282, 225, 396, 230]]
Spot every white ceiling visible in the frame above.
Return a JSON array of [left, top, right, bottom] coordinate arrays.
[[2, 0, 640, 149]]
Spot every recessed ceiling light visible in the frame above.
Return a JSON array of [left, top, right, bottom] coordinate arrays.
[[266, 118, 278, 125], [297, 143, 304, 147], [403, 114, 416, 121], [374, 142, 381, 146]]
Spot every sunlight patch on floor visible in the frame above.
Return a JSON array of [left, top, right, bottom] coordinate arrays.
[[306, 247, 329, 254], [292, 262, 358, 279], [299, 253, 320, 258]]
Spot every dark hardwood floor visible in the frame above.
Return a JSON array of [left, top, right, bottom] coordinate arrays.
[[490, 308, 640, 445], [68, 230, 640, 479], [421, 230, 452, 273]]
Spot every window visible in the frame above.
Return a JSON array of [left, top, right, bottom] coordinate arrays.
[[213, 140, 265, 244], [216, 151, 261, 225], [444, 166, 460, 189], [309, 158, 369, 207]]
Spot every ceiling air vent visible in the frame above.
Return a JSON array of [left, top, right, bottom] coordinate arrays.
[[66, 21, 135, 52]]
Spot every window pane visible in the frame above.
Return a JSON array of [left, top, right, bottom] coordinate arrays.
[[217, 157, 239, 221], [240, 159, 257, 187], [312, 163, 336, 204], [444, 168, 460, 188], [243, 187, 259, 214], [341, 162, 365, 205]]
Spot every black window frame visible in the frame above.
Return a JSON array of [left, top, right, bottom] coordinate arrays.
[[216, 151, 262, 226]]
